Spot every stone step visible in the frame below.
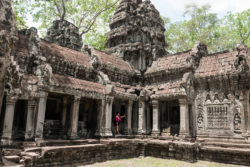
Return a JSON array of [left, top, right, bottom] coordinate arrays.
[[37, 139, 99, 147], [3, 155, 20, 164], [202, 141, 250, 149], [2, 149, 22, 156], [201, 146, 250, 154]]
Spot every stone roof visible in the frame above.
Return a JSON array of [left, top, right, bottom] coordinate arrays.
[[111, 82, 133, 93], [14, 35, 29, 55], [92, 49, 134, 73], [148, 81, 186, 99], [195, 51, 238, 78], [52, 74, 105, 94], [145, 51, 191, 74], [40, 40, 91, 68]]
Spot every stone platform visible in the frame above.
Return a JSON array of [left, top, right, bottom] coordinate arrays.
[[2, 138, 250, 167]]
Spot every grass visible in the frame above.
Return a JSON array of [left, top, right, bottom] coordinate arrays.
[[80, 157, 247, 167]]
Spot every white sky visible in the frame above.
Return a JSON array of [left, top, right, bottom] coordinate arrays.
[[151, 0, 250, 22]]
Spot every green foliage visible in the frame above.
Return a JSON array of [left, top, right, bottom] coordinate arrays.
[[165, 4, 250, 54], [13, 1, 249, 53], [13, 0, 29, 29], [13, 0, 118, 50]]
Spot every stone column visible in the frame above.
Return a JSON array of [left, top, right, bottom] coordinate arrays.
[[68, 96, 81, 139], [152, 100, 160, 136], [25, 99, 37, 140], [35, 92, 48, 140], [138, 100, 146, 134], [61, 97, 68, 127], [125, 100, 133, 135], [146, 104, 151, 134], [179, 98, 190, 137], [104, 96, 113, 137], [95, 99, 105, 137], [1, 96, 17, 145]]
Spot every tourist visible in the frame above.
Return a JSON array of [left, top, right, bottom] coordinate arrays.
[[115, 112, 125, 134]]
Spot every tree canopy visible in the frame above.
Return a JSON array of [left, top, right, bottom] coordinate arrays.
[[13, 1, 249, 53]]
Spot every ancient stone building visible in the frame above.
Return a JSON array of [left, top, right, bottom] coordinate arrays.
[[0, 0, 250, 166]]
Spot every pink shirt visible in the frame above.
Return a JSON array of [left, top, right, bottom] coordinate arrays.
[[116, 115, 121, 122]]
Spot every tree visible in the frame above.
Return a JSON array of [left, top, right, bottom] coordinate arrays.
[[165, 4, 221, 53], [13, 0, 119, 50], [222, 10, 250, 48]]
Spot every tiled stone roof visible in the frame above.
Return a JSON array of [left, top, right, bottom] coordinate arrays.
[[92, 49, 134, 73], [111, 82, 133, 93], [52, 74, 105, 94], [145, 51, 191, 74], [14, 35, 29, 55], [195, 51, 238, 78], [40, 40, 91, 68], [148, 81, 186, 99]]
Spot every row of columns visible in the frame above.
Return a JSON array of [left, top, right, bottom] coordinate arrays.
[[137, 98, 190, 137], [1, 93, 190, 144]]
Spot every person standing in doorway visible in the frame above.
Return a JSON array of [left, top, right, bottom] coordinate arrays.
[[115, 112, 125, 134]]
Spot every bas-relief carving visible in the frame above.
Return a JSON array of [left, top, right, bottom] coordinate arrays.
[[196, 91, 245, 135]]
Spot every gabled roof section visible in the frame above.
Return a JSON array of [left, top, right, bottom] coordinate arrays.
[[147, 80, 186, 99], [52, 74, 105, 94], [195, 51, 238, 78], [92, 49, 134, 73], [145, 51, 192, 74], [40, 40, 91, 68]]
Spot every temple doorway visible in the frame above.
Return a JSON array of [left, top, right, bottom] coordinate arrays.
[[112, 99, 127, 135], [160, 100, 180, 136], [78, 98, 98, 138], [44, 93, 69, 139], [12, 100, 27, 140]]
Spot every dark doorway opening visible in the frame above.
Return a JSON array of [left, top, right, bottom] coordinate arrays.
[[12, 100, 27, 140], [78, 98, 98, 138], [161, 100, 180, 136], [44, 94, 64, 139]]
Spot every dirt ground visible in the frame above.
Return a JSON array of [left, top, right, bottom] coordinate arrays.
[[80, 157, 247, 167]]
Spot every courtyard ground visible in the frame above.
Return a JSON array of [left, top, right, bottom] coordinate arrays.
[[80, 157, 247, 167]]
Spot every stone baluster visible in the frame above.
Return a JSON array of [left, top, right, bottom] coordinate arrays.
[[152, 100, 160, 136], [68, 96, 81, 139], [179, 98, 190, 137], [1, 96, 17, 145], [35, 92, 48, 141], [25, 98, 37, 140]]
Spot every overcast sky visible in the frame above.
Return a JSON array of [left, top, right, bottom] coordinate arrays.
[[151, 0, 250, 22]]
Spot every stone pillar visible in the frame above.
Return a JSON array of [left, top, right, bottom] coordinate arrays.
[[152, 100, 160, 136], [247, 91, 250, 136], [179, 98, 190, 137], [25, 99, 37, 140], [1, 96, 17, 145], [61, 97, 68, 127], [95, 99, 105, 137], [146, 104, 151, 134], [138, 100, 146, 134], [125, 100, 133, 135], [68, 96, 81, 139], [35, 92, 48, 140], [104, 96, 113, 137], [132, 102, 138, 134]]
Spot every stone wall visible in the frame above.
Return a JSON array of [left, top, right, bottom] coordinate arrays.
[[45, 20, 83, 51], [0, 0, 18, 164]]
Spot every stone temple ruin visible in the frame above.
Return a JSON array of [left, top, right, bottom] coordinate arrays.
[[0, 0, 249, 166]]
